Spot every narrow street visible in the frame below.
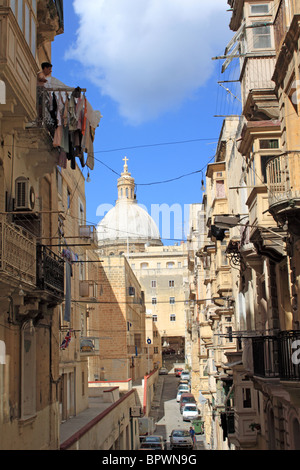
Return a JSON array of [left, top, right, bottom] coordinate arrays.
[[150, 374, 208, 451]]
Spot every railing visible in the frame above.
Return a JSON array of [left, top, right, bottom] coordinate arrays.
[[0, 216, 36, 286], [252, 331, 300, 380], [278, 330, 300, 380], [266, 151, 300, 207], [252, 336, 279, 378], [36, 244, 64, 297]]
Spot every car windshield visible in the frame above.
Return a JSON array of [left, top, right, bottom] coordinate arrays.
[[141, 443, 162, 449], [184, 406, 197, 411], [145, 437, 160, 442], [182, 397, 194, 403], [173, 430, 190, 437]]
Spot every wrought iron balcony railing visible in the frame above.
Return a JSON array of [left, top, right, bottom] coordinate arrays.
[[0, 215, 36, 287], [36, 244, 64, 297], [278, 330, 300, 381], [252, 335, 279, 378], [252, 331, 300, 381]]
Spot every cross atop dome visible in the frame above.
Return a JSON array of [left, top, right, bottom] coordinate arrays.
[[123, 156, 129, 174]]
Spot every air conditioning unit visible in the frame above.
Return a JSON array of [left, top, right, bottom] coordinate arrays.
[[15, 177, 35, 211]]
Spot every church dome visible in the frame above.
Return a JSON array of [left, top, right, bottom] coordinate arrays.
[[97, 158, 162, 248]]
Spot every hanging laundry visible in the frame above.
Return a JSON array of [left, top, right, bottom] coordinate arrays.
[[43, 80, 102, 172]]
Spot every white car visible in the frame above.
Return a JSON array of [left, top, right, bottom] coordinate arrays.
[[177, 384, 190, 394], [140, 435, 166, 450], [182, 403, 199, 422], [169, 429, 194, 450], [181, 371, 190, 381], [176, 389, 186, 402]]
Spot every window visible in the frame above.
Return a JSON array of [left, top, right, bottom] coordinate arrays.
[[153, 315, 158, 322], [167, 262, 174, 269], [10, 0, 37, 56], [170, 314, 176, 322], [250, 4, 269, 15], [170, 297, 175, 304], [226, 327, 233, 342], [141, 263, 148, 269], [151, 280, 156, 288], [129, 286, 135, 296], [67, 188, 71, 209], [157, 263, 161, 269], [260, 155, 276, 183], [216, 180, 225, 198], [169, 280, 174, 287], [152, 298, 157, 305], [78, 200, 84, 227], [243, 388, 252, 408], [252, 23, 272, 49], [21, 321, 36, 419], [259, 139, 279, 149]]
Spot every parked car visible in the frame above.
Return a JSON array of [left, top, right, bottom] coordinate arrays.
[[178, 378, 190, 387], [169, 429, 194, 450], [182, 403, 200, 422], [179, 393, 196, 413], [174, 368, 183, 377], [180, 371, 190, 381], [140, 435, 166, 450], [159, 367, 168, 375], [176, 389, 186, 402], [177, 384, 190, 394]]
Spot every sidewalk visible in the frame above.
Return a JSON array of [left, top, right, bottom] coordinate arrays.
[[60, 397, 111, 446]]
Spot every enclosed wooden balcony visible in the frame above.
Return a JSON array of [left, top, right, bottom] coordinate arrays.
[[266, 151, 300, 230], [79, 280, 97, 301], [0, 6, 38, 125], [80, 336, 99, 356]]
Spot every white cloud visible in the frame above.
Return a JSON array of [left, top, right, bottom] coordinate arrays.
[[67, 0, 231, 125]]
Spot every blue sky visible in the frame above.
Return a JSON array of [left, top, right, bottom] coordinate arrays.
[[51, 1, 241, 244]]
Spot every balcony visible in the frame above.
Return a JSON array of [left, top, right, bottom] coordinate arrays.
[[0, 215, 36, 287], [36, 244, 64, 299], [216, 269, 232, 295], [79, 225, 98, 249], [80, 336, 99, 356], [79, 280, 97, 301], [266, 151, 300, 232], [251, 331, 300, 381], [0, 7, 38, 125], [252, 335, 279, 378]]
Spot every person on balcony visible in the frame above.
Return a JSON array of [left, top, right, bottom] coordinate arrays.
[[37, 62, 53, 87]]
